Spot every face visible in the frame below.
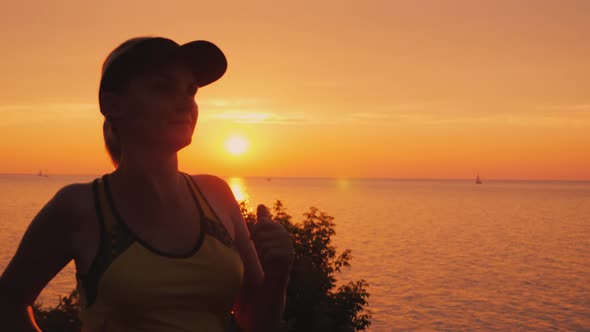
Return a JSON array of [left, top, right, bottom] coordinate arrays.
[[112, 61, 200, 154]]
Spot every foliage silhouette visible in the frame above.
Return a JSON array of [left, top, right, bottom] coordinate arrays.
[[240, 200, 371, 331], [33, 289, 81, 332]]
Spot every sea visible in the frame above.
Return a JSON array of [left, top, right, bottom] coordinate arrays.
[[1, 174, 589, 331]]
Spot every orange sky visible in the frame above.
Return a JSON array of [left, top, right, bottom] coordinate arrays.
[[1, 0, 589, 180]]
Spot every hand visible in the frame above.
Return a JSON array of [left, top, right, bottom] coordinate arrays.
[[251, 204, 294, 281]]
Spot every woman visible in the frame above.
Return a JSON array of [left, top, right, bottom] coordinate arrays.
[[0, 37, 294, 332]]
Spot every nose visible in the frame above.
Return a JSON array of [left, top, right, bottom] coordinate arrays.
[[174, 97, 197, 114], [175, 104, 195, 114]]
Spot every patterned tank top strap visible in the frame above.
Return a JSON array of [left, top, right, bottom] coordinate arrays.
[[78, 175, 136, 308], [99, 174, 136, 257], [181, 173, 235, 248], [95, 175, 117, 233], [181, 173, 219, 221]]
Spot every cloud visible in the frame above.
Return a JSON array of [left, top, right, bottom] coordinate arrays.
[[199, 98, 272, 108], [439, 114, 590, 127], [203, 111, 318, 125], [209, 112, 271, 122], [331, 103, 430, 125], [1, 103, 98, 114], [199, 97, 326, 125], [442, 103, 590, 127], [357, 102, 590, 128], [347, 112, 391, 120], [540, 104, 590, 112], [1, 102, 100, 127]]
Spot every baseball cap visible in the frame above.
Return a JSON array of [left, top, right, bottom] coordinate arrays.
[[98, 37, 227, 113]]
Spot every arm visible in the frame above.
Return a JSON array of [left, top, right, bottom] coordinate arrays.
[[197, 175, 290, 332], [0, 185, 78, 331], [232, 204, 290, 332]]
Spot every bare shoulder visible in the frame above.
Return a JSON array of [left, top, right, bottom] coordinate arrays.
[[189, 174, 265, 287], [55, 181, 94, 205], [190, 174, 234, 200], [49, 181, 96, 230], [47, 181, 101, 274], [35, 180, 99, 251], [189, 174, 239, 238], [35, 183, 84, 225]]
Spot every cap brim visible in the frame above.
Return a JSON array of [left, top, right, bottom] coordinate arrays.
[[171, 40, 227, 87]]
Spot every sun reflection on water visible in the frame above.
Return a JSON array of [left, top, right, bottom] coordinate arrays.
[[228, 177, 249, 204], [336, 178, 351, 190]]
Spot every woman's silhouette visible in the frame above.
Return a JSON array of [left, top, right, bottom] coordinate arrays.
[[0, 36, 293, 332]]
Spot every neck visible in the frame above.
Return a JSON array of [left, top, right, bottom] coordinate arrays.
[[110, 147, 186, 207]]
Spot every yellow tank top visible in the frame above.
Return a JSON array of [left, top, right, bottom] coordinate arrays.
[[76, 173, 244, 332]]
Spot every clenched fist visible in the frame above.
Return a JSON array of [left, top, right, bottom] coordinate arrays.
[[250, 204, 294, 280]]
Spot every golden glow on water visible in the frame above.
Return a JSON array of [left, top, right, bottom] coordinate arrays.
[[227, 177, 249, 203], [336, 178, 351, 190]]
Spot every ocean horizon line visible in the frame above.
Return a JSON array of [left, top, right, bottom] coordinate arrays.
[[1, 172, 589, 183]]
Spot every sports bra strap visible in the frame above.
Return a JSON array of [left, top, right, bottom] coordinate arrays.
[[181, 173, 219, 222], [181, 173, 234, 248]]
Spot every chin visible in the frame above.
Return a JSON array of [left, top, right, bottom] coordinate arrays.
[[171, 136, 192, 151], [159, 132, 193, 152]]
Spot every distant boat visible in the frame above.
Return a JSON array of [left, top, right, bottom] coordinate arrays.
[[476, 174, 482, 184], [266, 178, 271, 182], [37, 170, 49, 177]]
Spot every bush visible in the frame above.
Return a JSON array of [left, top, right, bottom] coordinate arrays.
[[240, 200, 372, 331], [33, 289, 81, 332], [33, 200, 371, 331]]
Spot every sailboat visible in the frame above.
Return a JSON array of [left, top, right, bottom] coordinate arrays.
[[476, 174, 482, 184]]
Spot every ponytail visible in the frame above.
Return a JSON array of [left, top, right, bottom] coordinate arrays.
[[103, 118, 122, 168]]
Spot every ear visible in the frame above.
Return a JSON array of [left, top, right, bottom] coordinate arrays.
[[99, 91, 124, 120]]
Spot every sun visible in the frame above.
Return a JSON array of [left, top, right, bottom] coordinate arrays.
[[225, 135, 249, 156]]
